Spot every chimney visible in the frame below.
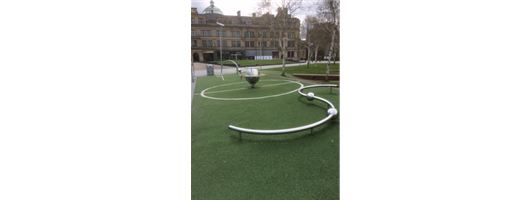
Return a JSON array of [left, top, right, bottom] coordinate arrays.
[[252, 13, 256, 17], [237, 11, 240, 16]]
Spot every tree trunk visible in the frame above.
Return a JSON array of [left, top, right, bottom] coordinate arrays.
[[313, 46, 319, 67], [325, 29, 336, 81], [280, 37, 286, 76], [333, 50, 336, 64], [306, 47, 311, 68]]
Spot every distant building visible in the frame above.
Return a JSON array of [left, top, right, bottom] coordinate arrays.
[[191, 0, 302, 62]]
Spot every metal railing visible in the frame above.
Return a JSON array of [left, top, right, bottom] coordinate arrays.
[[228, 84, 338, 140], [220, 59, 241, 81], [191, 62, 196, 83]]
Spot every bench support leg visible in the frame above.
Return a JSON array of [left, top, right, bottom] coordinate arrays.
[[239, 132, 242, 140], [310, 128, 314, 135], [330, 87, 332, 94]]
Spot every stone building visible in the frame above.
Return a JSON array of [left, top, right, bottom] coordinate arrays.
[[191, 0, 302, 62]]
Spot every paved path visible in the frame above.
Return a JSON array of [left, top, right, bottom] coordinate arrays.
[[191, 61, 339, 103]]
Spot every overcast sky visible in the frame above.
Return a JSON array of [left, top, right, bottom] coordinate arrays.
[[191, 0, 318, 22]]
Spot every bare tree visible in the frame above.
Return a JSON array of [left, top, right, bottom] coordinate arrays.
[[317, 0, 339, 81], [301, 16, 318, 68], [256, 0, 305, 76], [332, 29, 339, 64], [311, 22, 328, 67]]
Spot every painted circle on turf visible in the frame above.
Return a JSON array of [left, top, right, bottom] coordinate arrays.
[[201, 80, 304, 101]]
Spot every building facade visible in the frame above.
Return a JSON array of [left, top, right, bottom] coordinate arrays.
[[191, 1, 302, 62]]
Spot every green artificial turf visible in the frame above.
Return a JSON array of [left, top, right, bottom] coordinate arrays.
[[191, 73, 340, 199]]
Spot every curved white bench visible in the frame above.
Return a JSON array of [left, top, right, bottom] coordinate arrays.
[[228, 84, 338, 140]]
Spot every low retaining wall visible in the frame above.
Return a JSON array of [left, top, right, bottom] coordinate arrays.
[[293, 74, 340, 80]]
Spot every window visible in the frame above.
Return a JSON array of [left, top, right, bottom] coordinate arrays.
[[259, 32, 266, 38], [245, 41, 255, 47], [259, 41, 267, 47], [236, 31, 240, 37], [288, 32, 295, 38], [244, 31, 254, 38], [192, 40, 197, 47], [202, 40, 207, 47], [246, 21, 251, 27], [207, 30, 212, 36], [207, 40, 213, 47], [217, 41, 220, 47], [222, 31, 226, 37], [216, 30, 220, 37], [288, 41, 295, 47], [201, 30, 206, 36], [231, 31, 235, 37], [231, 41, 236, 47], [191, 18, 195, 24], [236, 41, 241, 47], [217, 40, 227, 47], [271, 41, 278, 47], [199, 18, 204, 24], [232, 20, 237, 26], [191, 30, 196, 36]]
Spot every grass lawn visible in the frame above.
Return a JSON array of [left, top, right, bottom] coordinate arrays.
[[215, 59, 297, 67], [266, 63, 340, 87], [191, 72, 340, 199], [267, 63, 340, 75]]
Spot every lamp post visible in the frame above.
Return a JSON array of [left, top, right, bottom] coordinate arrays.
[[216, 22, 224, 62], [259, 30, 262, 61]]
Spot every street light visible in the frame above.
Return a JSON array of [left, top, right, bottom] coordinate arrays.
[[216, 22, 224, 62]]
